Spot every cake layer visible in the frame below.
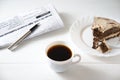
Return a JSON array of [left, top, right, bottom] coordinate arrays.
[[92, 17, 120, 32], [93, 27, 120, 40]]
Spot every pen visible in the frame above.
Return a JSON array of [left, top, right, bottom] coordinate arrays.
[[8, 24, 40, 51]]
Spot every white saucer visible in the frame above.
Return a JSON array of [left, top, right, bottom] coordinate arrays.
[[70, 17, 120, 57]]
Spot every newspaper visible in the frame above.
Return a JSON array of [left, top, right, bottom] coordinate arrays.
[[0, 4, 64, 48]]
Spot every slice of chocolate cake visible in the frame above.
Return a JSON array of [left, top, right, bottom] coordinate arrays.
[[96, 40, 111, 53], [92, 17, 120, 53]]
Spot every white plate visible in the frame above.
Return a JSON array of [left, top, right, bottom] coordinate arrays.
[[70, 17, 120, 57]]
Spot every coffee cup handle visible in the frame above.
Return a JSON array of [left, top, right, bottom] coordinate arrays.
[[72, 54, 81, 64]]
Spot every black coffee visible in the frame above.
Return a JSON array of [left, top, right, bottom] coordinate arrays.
[[47, 45, 72, 61]]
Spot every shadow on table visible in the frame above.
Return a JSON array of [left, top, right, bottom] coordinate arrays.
[[58, 64, 117, 80], [89, 55, 120, 64]]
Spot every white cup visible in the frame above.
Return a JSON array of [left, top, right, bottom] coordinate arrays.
[[45, 41, 81, 72]]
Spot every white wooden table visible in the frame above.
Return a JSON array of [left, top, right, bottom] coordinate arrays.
[[0, 0, 120, 80]]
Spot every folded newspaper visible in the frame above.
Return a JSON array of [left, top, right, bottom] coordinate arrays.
[[0, 4, 64, 48]]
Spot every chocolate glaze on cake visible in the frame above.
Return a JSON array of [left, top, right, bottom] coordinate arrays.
[[92, 17, 120, 53]]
